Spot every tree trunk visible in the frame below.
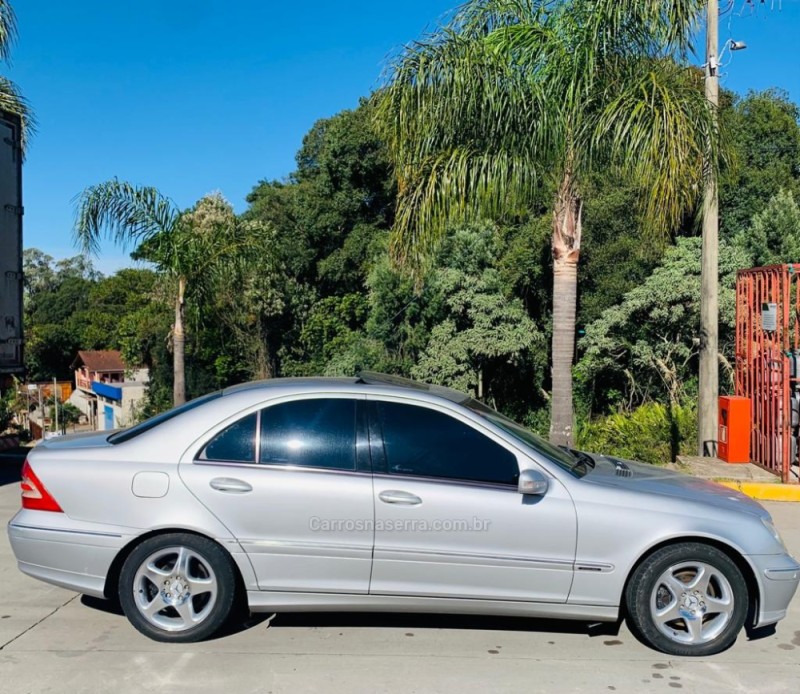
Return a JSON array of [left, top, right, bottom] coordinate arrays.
[[255, 333, 272, 380], [173, 276, 186, 407], [549, 173, 582, 447]]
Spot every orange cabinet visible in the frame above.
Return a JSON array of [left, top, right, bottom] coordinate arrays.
[[718, 396, 751, 464]]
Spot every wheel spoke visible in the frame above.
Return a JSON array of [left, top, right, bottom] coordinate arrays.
[[175, 547, 190, 578], [705, 594, 733, 615], [654, 600, 681, 624], [685, 615, 704, 643], [684, 565, 708, 592], [143, 562, 170, 587], [143, 594, 167, 618], [656, 569, 687, 599], [187, 573, 216, 597], [174, 599, 197, 627]]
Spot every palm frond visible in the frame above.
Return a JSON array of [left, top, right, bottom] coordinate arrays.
[[73, 179, 180, 255], [0, 76, 35, 152], [376, 0, 712, 273], [391, 148, 542, 271], [375, 22, 555, 272], [593, 59, 715, 239], [0, 0, 17, 62]]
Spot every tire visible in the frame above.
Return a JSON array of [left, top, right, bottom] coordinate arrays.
[[118, 533, 237, 643], [625, 542, 748, 657]]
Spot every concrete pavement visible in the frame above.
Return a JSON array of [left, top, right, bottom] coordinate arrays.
[[1, 466, 799, 693]]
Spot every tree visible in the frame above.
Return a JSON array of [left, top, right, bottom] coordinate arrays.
[[246, 103, 394, 295], [22, 250, 99, 381], [375, 0, 714, 446], [735, 189, 800, 267], [244, 104, 396, 378], [577, 237, 749, 411], [1, 1, 33, 146], [74, 183, 262, 405], [47, 396, 81, 434], [719, 89, 800, 240], [412, 224, 542, 399]]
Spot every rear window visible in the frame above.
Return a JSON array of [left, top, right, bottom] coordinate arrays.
[[108, 391, 222, 444]]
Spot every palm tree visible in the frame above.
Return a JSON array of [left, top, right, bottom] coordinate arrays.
[[1, 0, 33, 147], [375, 0, 716, 446], [74, 181, 261, 406]]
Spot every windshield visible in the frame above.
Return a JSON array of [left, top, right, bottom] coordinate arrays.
[[107, 391, 223, 444], [465, 399, 587, 477]]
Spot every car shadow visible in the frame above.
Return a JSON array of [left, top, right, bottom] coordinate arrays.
[[81, 595, 125, 616], [258, 612, 622, 637], [79, 594, 621, 640]]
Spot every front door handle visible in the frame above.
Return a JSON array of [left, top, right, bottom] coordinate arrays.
[[379, 490, 422, 506], [210, 477, 253, 494]]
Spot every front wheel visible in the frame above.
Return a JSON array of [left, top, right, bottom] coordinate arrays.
[[625, 542, 748, 656], [119, 533, 237, 642]]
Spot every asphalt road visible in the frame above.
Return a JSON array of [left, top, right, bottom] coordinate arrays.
[[0, 458, 799, 693]]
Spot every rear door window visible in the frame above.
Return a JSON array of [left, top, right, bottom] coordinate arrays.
[[259, 399, 357, 471], [199, 413, 257, 463]]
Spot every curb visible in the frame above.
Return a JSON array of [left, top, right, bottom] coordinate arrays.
[[718, 480, 800, 502]]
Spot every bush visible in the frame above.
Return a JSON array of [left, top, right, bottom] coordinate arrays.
[[577, 401, 697, 465]]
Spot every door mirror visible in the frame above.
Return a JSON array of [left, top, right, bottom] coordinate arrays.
[[518, 469, 549, 496]]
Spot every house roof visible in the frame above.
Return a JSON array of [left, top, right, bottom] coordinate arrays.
[[71, 350, 125, 372]]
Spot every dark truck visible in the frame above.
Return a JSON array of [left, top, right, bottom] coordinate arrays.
[[0, 110, 23, 386]]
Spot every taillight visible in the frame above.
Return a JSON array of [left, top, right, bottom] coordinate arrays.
[[20, 460, 63, 512]]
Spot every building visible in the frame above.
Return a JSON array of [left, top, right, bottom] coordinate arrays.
[[69, 350, 149, 430], [71, 350, 126, 392]]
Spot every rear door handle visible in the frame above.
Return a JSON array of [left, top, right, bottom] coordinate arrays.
[[379, 490, 422, 506], [210, 477, 253, 494]]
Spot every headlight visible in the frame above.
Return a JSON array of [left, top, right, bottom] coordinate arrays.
[[761, 517, 787, 550]]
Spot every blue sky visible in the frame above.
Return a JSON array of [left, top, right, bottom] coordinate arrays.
[[6, 0, 800, 274]]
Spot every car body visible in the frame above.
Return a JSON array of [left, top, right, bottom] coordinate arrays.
[[8, 373, 800, 655]]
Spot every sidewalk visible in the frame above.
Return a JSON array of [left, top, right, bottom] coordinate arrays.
[[673, 455, 800, 501]]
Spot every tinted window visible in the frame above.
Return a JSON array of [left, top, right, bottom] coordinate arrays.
[[260, 399, 356, 471], [376, 401, 519, 485], [201, 413, 257, 463], [465, 398, 583, 476]]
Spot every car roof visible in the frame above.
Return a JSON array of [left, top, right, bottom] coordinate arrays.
[[222, 372, 470, 405]]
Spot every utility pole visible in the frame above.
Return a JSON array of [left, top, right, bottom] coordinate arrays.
[[699, 0, 719, 457], [37, 384, 45, 440], [53, 377, 59, 434]]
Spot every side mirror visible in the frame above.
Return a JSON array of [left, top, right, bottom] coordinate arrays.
[[518, 469, 549, 496]]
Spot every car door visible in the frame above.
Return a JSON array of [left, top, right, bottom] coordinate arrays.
[[367, 397, 577, 602], [179, 395, 374, 593]]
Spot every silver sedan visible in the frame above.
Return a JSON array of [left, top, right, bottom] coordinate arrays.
[[7, 373, 800, 656]]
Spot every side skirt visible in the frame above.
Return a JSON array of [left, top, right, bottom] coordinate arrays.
[[246, 591, 619, 622]]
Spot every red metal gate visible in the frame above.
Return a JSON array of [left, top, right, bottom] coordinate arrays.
[[734, 265, 799, 483]]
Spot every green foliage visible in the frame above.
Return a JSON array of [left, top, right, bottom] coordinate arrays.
[[246, 103, 393, 295], [282, 294, 371, 376], [577, 401, 697, 465], [719, 89, 800, 240], [47, 397, 81, 434], [578, 174, 665, 327], [375, 0, 712, 271], [0, 388, 14, 432], [0, 1, 34, 148], [736, 189, 800, 267], [577, 237, 750, 410], [23, 250, 99, 380], [21, 72, 800, 466], [411, 225, 543, 399]]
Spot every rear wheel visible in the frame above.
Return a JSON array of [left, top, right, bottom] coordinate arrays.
[[119, 533, 236, 642], [625, 542, 748, 656]]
